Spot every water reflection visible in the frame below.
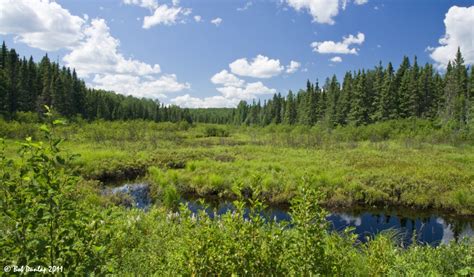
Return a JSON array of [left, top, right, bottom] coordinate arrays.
[[105, 183, 473, 246]]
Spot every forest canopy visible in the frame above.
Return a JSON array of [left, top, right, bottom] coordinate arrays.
[[0, 42, 472, 128]]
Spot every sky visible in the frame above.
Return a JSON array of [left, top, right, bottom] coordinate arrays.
[[0, 0, 473, 108]]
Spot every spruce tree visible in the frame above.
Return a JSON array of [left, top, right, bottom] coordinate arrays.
[[284, 90, 297, 124], [377, 62, 396, 120], [349, 71, 370, 125], [336, 72, 353, 125]]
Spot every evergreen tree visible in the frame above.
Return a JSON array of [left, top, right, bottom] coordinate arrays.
[[336, 72, 352, 125], [5, 49, 19, 115], [376, 62, 396, 120], [325, 75, 340, 126], [349, 71, 370, 125], [284, 90, 297, 124]]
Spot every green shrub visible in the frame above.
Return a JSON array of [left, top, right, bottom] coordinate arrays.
[[204, 126, 230, 137]]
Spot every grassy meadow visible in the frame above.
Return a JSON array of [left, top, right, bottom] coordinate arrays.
[[2, 118, 474, 215]]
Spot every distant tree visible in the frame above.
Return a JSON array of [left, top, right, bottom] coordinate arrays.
[[284, 90, 297, 124], [349, 71, 370, 125]]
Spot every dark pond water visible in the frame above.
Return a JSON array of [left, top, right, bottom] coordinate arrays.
[[105, 183, 474, 246]]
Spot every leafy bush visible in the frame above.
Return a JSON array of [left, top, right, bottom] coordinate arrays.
[[0, 108, 111, 274], [204, 126, 230, 137]]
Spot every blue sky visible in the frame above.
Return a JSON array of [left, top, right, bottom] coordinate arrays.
[[0, 0, 473, 107]]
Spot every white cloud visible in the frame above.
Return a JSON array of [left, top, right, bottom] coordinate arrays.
[[171, 94, 238, 108], [211, 17, 223, 26], [237, 2, 253, 11], [93, 74, 190, 99], [230, 55, 284, 78], [285, 0, 339, 24], [311, 32, 365, 54], [330, 56, 342, 62], [0, 0, 85, 51], [211, 70, 245, 87], [194, 15, 202, 22], [123, 0, 158, 10], [286, 60, 301, 73], [354, 0, 368, 5], [186, 67, 278, 108], [123, 0, 192, 28], [216, 82, 276, 100], [173, 81, 275, 108], [63, 19, 161, 77], [63, 19, 189, 98], [284, 0, 368, 24], [429, 6, 474, 69], [143, 4, 191, 28]]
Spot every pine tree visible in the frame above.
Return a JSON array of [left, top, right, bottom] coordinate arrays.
[[453, 48, 469, 125], [0, 41, 7, 70], [418, 63, 435, 118], [37, 55, 52, 112], [17, 57, 30, 111], [371, 62, 384, 121], [336, 72, 352, 125], [376, 62, 396, 120], [5, 49, 19, 115], [349, 71, 370, 125], [284, 90, 297, 124], [325, 75, 340, 126]]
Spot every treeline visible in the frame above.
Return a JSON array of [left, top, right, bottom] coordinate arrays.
[[235, 49, 473, 127], [0, 42, 193, 122], [1, 41, 473, 128]]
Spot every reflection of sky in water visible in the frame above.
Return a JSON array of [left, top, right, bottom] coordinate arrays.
[[187, 202, 473, 246], [106, 184, 473, 246], [328, 213, 473, 246]]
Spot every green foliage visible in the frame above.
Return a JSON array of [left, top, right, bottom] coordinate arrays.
[[0, 117, 473, 274], [204, 125, 230, 137], [0, 107, 111, 274]]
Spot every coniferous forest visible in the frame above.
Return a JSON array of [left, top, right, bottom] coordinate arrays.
[[1, 41, 472, 128]]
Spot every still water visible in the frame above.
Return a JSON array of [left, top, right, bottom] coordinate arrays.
[[105, 183, 474, 246]]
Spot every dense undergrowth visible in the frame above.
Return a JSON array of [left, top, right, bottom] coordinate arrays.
[[1, 117, 473, 275], [2, 116, 474, 215]]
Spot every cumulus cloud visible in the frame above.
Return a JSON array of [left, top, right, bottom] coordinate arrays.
[[330, 56, 342, 62], [216, 82, 276, 99], [194, 15, 202, 22], [123, 0, 192, 28], [173, 80, 275, 108], [63, 19, 161, 77], [285, 0, 339, 24], [62, 19, 189, 98], [230, 55, 284, 78], [237, 2, 253, 11], [354, 0, 368, 5], [171, 94, 238, 108], [92, 74, 190, 99], [192, 55, 291, 108], [143, 4, 192, 28], [286, 60, 301, 73], [123, 0, 158, 10], [429, 5, 474, 69], [311, 32, 365, 54], [211, 70, 245, 87], [284, 0, 368, 24], [211, 17, 223, 26], [0, 0, 85, 51]]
